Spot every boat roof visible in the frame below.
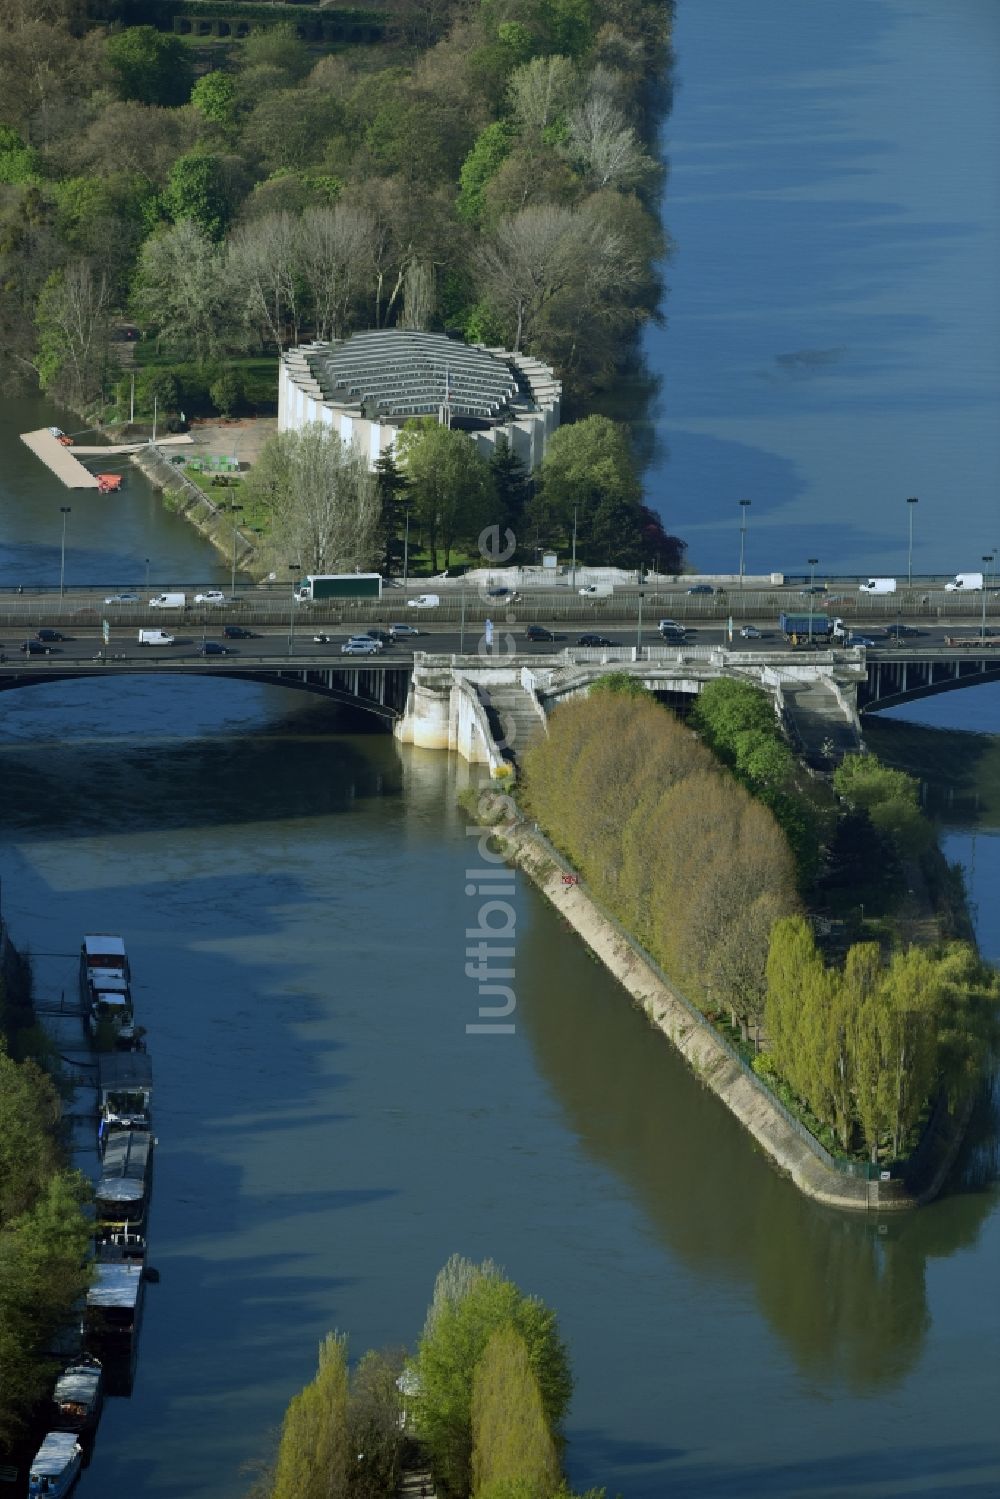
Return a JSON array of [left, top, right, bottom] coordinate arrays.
[[93, 992, 129, 1008], [87, 1262, 142, 1309], [89, 969, 130, 990], [83, 934, 126, 960], [53, 1364, 101, 1405], [96, 1178, 145, 1204], [31, 1431, 80, 1476], [99, 1054, 152, 1093]]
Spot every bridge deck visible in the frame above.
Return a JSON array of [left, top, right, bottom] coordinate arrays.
[[68, 436, 193, 456], [20, 428, 99, 488]]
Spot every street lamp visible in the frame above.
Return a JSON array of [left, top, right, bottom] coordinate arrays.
[[906, 496, 918, 588], [59, 506, 71, 599], [571, 504, 579, 592], [144, 557, 150, 593], [807, 558, 818, 644], [981, 554, 994, 645], [288, 564, 301, 654], [228, 502, 244, 599], [402, 503, 412, 586], [738, 499, 751, 589], [636, 587, 645, 652]]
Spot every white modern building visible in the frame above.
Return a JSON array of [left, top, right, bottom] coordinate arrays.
[[278, 330, 561, 470]]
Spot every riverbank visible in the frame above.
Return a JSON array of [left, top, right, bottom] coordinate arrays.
[[503, 819, 970, 1213], [130, 444, 259, 576]]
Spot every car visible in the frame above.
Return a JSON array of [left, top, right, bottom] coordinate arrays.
[[36, 629, 66, 642], [104, 592, 139, 605], [313, 634, 335, 644], [194, 590, 226, 606], [341, 638, 380, 655], [223, 625, 256, 639], [686, 583, 714, 595], [799, 585, 828, 596], [366, 629, 393, 645], [485, 586, 517, 600], [526, 625, 556, 642], [347, 634, 383, 652], [407, 594, 440, 608], [847, 633, 878, 647], [884, 623, 920, 638], [739, 625, 762, 639], [198, 641, 229, 655], [20, 640, 52, 654], [659, 626, 686, 641], [577, 634, 617, 648], [658, 619, 683, 631], [389, 623, 420, 639]]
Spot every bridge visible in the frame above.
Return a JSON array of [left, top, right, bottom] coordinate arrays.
[[2, 638, 998, 772]]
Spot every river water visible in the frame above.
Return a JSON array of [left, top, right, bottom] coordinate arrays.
[[1, 3, 999, 1496]]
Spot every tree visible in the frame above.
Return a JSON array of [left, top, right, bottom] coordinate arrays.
[[190, 70, 237, 127], [416, 1262, 572, 1497], [396, 421, 496, 572], [507, 56, 577, 135], [132, 219, 236, 364], [242, 424, 381, 575], [162, 151, 234, 239], [0, 1046, 61, 1226], [471, 1327, 562, 1498], [296, 203, 377, 341], [272, 1332, 349, 1499], [489, 436, 531, 542], [458, 121, 517, 225], [347, 1350, 405, 1499], [35, 260, 110, 409], [106, 26, 193, 108], [227, 212, 302, 349], [530, 415, 642, 564], [374, 448, 409, 576], [566, 93, 655, 190]]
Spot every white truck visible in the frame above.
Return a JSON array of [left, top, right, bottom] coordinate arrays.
[[944, 572, 984, 591], [859, 577, 896, 594], [138, 630, 175, 646], [148, 592, 186, 609], [579, 583, 614, 597], [406, 594, 440, 609]]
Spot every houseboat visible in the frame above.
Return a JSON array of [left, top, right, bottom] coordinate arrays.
[[95, 1129, 152, 1228], [51, 1357, 102, 1434], [27, 1431, 82, 1498], [98, 1052, 152, 1131], [85, 1261, 144, 1343]]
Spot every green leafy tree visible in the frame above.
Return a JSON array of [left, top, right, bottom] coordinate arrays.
[[0, 126, 40, 184], [190, 70, 237, 127], [488, 435, 531, 542], [106, 26, 194, 107], [272, 1332, 349, 1499], [132, 219, 237, 364], [162, 152, 233, 239], [374, 448, 409, 576], [210, 368, 242, 417], [458, 121, 517, 225], [396, 420, 497, 572], [415, 1261, 572, 1496], [530, 415, 641, 565], [347, 1349, 405, 1499], [472, 1327, 562, 1499]]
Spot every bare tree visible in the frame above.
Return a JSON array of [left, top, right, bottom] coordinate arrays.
[[132, 220, 236, 363], [567, 93, 656, 190], [36, 259, 110, 408], [228, 213, 302, 349], [296, 203, 376, 341], [252, 424, 382, 574], [507, 55, 577, 134]]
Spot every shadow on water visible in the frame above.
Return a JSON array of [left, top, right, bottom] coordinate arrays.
[[516, 882, 998, 1396], [865, 715, 1000, 831]]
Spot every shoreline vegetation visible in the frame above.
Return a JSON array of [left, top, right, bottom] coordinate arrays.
[[248, 1254, 602, 1499], [0, 921, 93, 1454], [475, 677, 997, 1211], [2, 0, 686, 582]]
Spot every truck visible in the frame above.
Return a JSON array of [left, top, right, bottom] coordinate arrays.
[[778, 612, 833, 645], [944, 572, 984, 592], [138, 630, 174, 646], [859, 577, 896, 594], [944, 634, 1000, 648], [148, 592, 185, 609], [578, 583, 614, 597], [294, 573, 382, 603]]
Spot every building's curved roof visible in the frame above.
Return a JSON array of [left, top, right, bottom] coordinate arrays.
[[304, 331, 534, 426]]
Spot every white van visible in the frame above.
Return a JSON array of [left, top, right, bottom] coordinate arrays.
[[148, 592, 186, 609], [138, 630, 175, 646], [944, 572, 984, 592], [859, 578, 896, 594], [407, 594, 440, 609], [579, 583, 613, 597]]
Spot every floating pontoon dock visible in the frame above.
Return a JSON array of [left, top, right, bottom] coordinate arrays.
[[20, 429, 193, 487]]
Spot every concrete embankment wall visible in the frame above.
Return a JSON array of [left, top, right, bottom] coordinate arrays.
[[504, 823, 965, 1213], [131, 447, 256, 572]]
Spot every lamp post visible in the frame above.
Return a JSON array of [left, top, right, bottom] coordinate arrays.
[[982, 554, 994, 645], [459, 583, 466, 655], [59, 506, 71, 600], [906, 496, 918, 588], [570, 504, 578, 592], [807, 557, 818, 644], [144, 557, 150, 592], [636, 587, 644, 652], [402, 504, 411, 586], [228, 503, 244, 600], [288, 564, 301, 654], [738, 499, 751, 589]]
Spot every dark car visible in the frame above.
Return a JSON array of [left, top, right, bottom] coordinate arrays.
[[739, 625, 762, 640], [223, 625, 256, 639], [526, 625, 556, 642], [847, 633, 879, 647], [486, 586, 516, 600], [577, 634, 616, 648], [799, 585, 828, 596], [20, 640, 52, 655], [367, 629, 393, 645], [198, 641, 230, 656], [884, 624, 920, 638], [686, 583, 714, 595], [36, 628, 66, 642]]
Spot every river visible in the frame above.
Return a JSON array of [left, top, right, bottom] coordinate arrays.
[[1, 2, 999, 1495]]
